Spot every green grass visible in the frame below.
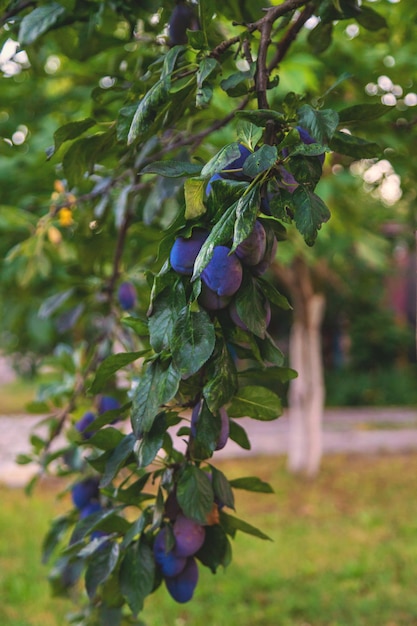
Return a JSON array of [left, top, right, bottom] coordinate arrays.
[[0, 380, 39, 414], [2, 454, 417, 626]]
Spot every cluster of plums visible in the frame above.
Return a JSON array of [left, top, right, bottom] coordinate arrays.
[[71, 476, 107, 541], [153, 513, 205, 603]]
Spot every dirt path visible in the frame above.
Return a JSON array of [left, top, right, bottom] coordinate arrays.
[[2, 407, 417, 487]]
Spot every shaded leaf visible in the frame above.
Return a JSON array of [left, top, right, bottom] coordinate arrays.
[[337, 103, 390, 124], [229, 419, 251, 450], [220, 511, 272, 541], [171, 307, 216, 378], [297, 105, 339, 144], [292, 186, 331, 246], [329, 130, 381, 158], [140, 161, 202, 177], [148, 283, 186, 353], [120, 540, 155, 616], [128, 78, 170, 145], [242, 145, 277, 177], [229, 476, 274, 493], [177, 465, 214, 524], [228, 385, 282, 420], [18, 3, 66, 45], [85, 543, 120, 599], [90, 351, 146, 394]]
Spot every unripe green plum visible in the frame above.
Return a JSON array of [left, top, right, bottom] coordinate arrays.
[[201, 246, 242, 297], [235, 220, 266, 266], [170, 229, 208, 275], [173, 514, 205, 558], [165, 556, 199, 603]]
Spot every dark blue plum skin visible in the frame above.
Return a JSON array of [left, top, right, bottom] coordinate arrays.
[[205, 172, 223, 196], [154, 528, 187, 577], [173, 514, 206, 558], [72, 479, 100, 510], [118, 281, 137, 310], [74, 411, 96, 440], [224, 143, 251, 172], [296, 126, 325, 165], [170, 229, 209, 275], [235, 220, 267, 266], [79, 501, 102, 519], [168, 3, 198, 46], [198, 282, 231, 310], [215, 407, 229, 451], [165, 557, 199, 603], [98, 395, 120, 414], [201, 246, 242, 297]]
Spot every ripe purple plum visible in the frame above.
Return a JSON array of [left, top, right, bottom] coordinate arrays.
[[173, 514, 205, 558], [201, 246, 242, 297], [71, 478, 100, 510], [205, 172, 223, 196], [224, 143, 251, 173], [74, 411, 96, 440], [296, 126, 325, 164], [252, 226, 278, 277], [79, 500, 102, 519], [215, 407, 229, 451], [235, 220, 267, 266], [154, 528, 187, 577], [98, 395, 120, 414], [198, 282, 231, 311], [168, 2, 199, 46], [165, 557, 199, 604], [118, 281, 137, 310], [170, 229, 209, 275]]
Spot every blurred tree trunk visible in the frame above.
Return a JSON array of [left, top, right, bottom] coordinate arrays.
[[273, 257, 326, 477]]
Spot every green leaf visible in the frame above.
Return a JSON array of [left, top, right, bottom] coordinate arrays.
[[184, 177, 207, 219], [242, 145, 277, 177], [51, 118, 96, 156], [90, 351, 146, 394], [229, 476, 274, 493], [62, 130, 116, 187], [38, 288, 75, 319], [203, 342, 238, 413], [177, 465, 214, 524], [171, 307, 216, 378], [192, 203, 236, 279], [140, 161, 202, 177], [220, 67, 254, 97], [148, 283, 186, 353], [257, 277, 292, 310], [100, 434, 136, 487], [297, 105, 339, 144], [337, 103, 390, 124], [18, 3, 66, 45], [211, 466, 235, 509], [195, 524, 231, 573], [120, 540, 155, 616], [87, 428, 125, 451], [234, 109, 285, 127], [234, 274, 270, 338], [355, 6, 387, 31], [329, 131, 382, 159], [228, 386, 282, 420], [239, 365, 297, 388], [127, 78, 170, 145], [220, 511, 272, 541], [191, 401, 221, 460], [201, 142, 248, 177], [136, 412, 167, 468], [229, 419, 251, 450], [131, 361, 180, 437], [85, 543, 120, 600], [232, 186, 260, 251], [42, 515, 72, 564], [307, 21, 333, 54], [236, 121, 263, 151], [292, 186, 331, 246], [121, 316, 149, 336], [197, 57, 219, 86], [0, 205, 36, 230]]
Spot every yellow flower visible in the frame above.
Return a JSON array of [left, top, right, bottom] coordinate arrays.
[[58, 207, 73, 227], [54, 180, 66, 194]]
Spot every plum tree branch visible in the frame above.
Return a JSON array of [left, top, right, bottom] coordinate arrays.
[[268, 3, 316, 72]]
